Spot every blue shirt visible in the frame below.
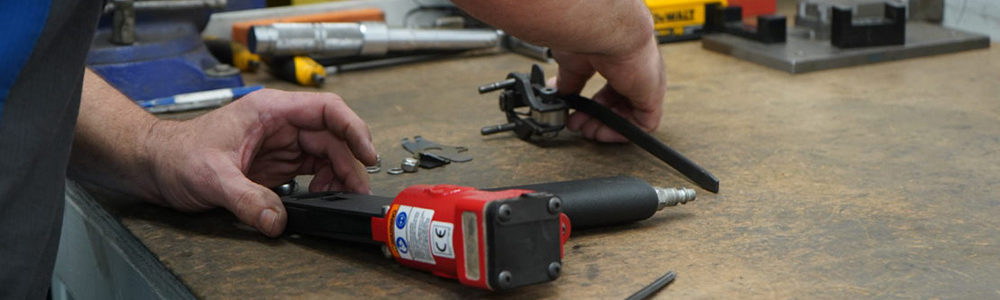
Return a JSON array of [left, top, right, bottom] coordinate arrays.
[[0, 0, 102, 298]]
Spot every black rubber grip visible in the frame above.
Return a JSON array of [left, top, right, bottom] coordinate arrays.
[[493, 176, 659, 229], [563, 95, 720, 193], [281, 192, 392, 244]]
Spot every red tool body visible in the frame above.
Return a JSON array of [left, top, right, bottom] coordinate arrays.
[[282, 176, 689, 290], [369, 185, 570, 289]]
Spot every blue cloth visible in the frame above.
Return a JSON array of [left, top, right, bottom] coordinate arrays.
[[0, 1, 52, 120]]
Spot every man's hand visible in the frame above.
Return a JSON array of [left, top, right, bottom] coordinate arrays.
[[71, 70, 377, 238], [452, 0, 666, 142], [552, 36, 665, 142], [143, 90, 378, 237]]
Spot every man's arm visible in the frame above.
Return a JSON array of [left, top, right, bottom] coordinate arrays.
[[452, 0, 665, 142], [69, 69, 378, 236]]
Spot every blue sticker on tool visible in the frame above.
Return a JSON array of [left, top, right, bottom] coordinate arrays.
[[396, 211, 408, 229], [396, 237, 409, 254]]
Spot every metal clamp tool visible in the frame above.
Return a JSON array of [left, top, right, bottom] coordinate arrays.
[[478, 65, 720, 193]]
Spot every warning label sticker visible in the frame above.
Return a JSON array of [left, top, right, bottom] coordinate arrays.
[[431, 221, 455, 259], [392, 205, 436, 264]]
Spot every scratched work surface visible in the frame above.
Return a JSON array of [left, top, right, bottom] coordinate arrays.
[[89, 40, 1000, 299]]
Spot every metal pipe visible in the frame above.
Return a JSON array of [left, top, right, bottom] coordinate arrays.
[[105, 0, 227, 13], [249, 22, 501, 56]]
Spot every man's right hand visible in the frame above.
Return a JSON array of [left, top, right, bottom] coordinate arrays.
[[552, 35, 665, 143], [452, 0, 667, 142]]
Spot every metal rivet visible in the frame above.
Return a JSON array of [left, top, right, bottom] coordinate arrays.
[[497, 204, 512, 222], [548, 262, 561, 279], [497, 270, 512, 288], [547, 197, 562, 214]]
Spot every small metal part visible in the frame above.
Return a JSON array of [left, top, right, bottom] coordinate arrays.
[[417, 152, 450, 169], [401, 157, 419, 173], [655, 187, 696, 210], [204, 64, 240, 77], [366, 155, 382, 173], [402, 136, 471, 163], [110, 0, 135, 45], [311, 73, 326, 87], [502, 34, 552, 62], [271, 180, 298, 196], [547, 197, 562, 214], [387, 168, 404, 175], [497, 204, 512, 222], [625, 270, 677, 300], [529, 109, 568, 129], [381, 245, 392, 259], [496, 270, 512, 289], [477, 78, 516, 94], [547, 262, 561, 279]]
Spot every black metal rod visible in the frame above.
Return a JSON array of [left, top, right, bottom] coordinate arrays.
[[625, 270, 677, 300], [563, 94, 720, 193], [481, 123, 517, 135]]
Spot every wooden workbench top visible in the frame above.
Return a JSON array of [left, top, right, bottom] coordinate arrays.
[[92, 41, 1000, 298]]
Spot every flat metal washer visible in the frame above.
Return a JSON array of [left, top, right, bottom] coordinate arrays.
[[387, 167, 405, 175], [366, 155, 382, 173]]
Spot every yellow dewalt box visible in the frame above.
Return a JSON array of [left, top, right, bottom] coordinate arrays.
[[645, 0, 725, 43]]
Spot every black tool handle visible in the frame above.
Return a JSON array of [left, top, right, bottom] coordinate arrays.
[[563, 95, 720, 193], [281, 192, 393, 244], [492, 176, 660, 229]]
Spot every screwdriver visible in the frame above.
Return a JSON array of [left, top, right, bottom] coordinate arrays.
[[204, 37, 261, 72], [266, 53, 454, 87], [265, 56, 326, 87]]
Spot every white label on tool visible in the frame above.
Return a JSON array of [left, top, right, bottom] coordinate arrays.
[[431, 221, 455, 259], [393, 205, 436, 265]]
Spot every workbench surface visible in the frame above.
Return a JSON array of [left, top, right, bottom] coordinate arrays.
[[90, 41, 1000, 298]]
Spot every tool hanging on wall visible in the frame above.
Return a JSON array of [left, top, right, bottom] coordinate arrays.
[[477, 65, 720, 193], [281, 176, 696, 290]]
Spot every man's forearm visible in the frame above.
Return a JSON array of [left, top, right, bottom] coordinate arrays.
[[69, 69, 161, 201], [451, 0, 654, 56]]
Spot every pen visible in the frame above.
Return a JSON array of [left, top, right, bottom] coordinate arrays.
[[137, 85, 264, 113]]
